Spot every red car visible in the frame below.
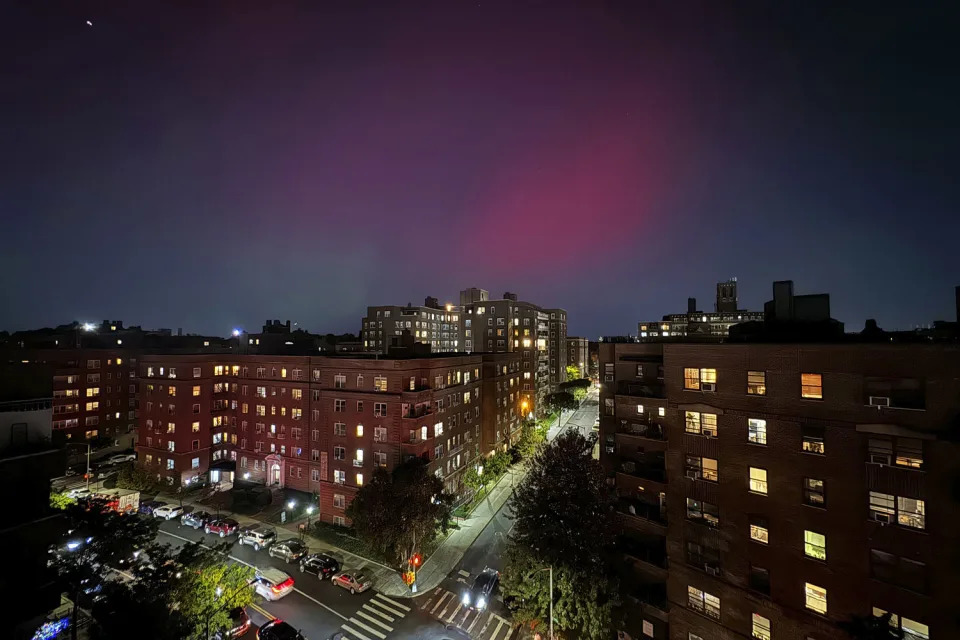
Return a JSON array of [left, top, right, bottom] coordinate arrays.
[[205, 518, 240, 537]]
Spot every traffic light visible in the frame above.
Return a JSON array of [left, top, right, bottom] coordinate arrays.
[[411, 553, 422, 567]]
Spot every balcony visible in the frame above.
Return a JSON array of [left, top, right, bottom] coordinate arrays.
[[616, 497, 667, 535], [403, 405, 434, 420], [615, 381, 666, 399], [617, 534, 668, 578], [618, 456, 666, 483], [617, 421, 664, 441]]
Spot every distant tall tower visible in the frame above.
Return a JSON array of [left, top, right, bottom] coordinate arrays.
[[716, 279, 738, 313]]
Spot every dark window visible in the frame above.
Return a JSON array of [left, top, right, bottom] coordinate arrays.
[[864, 377, 925, 409], [685, 498, 719, 527], [685, 540, 721, 571], [870, 549, 928, 594], [749, 565, 770, 595]]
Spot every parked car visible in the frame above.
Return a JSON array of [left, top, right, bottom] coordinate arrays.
[[299, 553, 340, 580], [205, 518, 240, 537], [67, 487, 91, 500], [153, 504, 184, 520], [332, 571, 370, 594], [101, 453, 136, 466], [181, 510, 212, 529], [253, 567, 294, 601], [257, 619, 305, 640], [461, 568, 499, 611], [268, 539, 308, 563], [217, 607, 251, 639], [138, 500, 165, 515], [238, 525, 276, 551]]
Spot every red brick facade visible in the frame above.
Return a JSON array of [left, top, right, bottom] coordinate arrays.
[[601, 341, 959, 640]]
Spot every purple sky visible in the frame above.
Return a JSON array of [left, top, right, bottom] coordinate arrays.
[[2, 2, 958, 338]]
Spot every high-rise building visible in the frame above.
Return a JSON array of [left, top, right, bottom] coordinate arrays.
[[545, 308, 567, 386], [638, 279, 764, 340], [566, 337, 589, 379], [135, 348, 523, 522], [601, 283, 957, 640], [360, 299, 460, 353]]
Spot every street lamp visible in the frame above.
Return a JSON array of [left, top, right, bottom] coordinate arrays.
[[287, 500, 296, 510], [532, 566, 554, 640]]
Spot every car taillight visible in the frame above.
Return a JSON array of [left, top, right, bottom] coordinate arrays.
[[271, 578, 294, 593]]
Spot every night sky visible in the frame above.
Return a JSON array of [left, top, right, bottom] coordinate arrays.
[[2, 2, 958, 338]]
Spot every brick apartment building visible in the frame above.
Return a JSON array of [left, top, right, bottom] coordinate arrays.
[[546, 308, 567, 387], [567, 336, 589, 379], [135, 350, 522, 524], [601, 285, 957, 640], [360, 299, 461, 353]]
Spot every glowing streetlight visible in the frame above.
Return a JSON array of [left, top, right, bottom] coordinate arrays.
[[82, 323, 96, 332], [287, 500, 296, 510], [243, 472, 251, 480], [232, 329, 241, 337]]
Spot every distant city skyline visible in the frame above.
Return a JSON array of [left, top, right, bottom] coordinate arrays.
[[2, 3, 957, 339]]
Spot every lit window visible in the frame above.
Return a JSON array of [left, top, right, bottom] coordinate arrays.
[[802, 426, 825, 454], [355, 449, 363, 463], [749, 515, 769, 543], [804, 530, 826, 560], [749, 467, 768, 495], [804, 583, 827, 614], [374, 376, 388, 392], [658, 406, 665, 417], [356, 473, 363, 486], [685, 411, 716, 436], [751, 613, 771, 640], [897, 497, 925, 529], [192, 386, 200, 396], [748, 419, 767, 445], [683, 368, 700, 390], [686, 586, 720, 620], [869, 491, 896, 523], [191, 457, 200, 469], [803, 477, 825, 507], [747, 371, 766, 395], [637, 404, 644, 414], [801, 373, 822, 399], [281, 368, 287, 378], [356, 424, 364, 437], [894, 438, 923, 468], [700, 368, 717, 386]]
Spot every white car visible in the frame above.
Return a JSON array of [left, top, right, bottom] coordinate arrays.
[[153, 505, 185, 520], [253, 567, 294, 601], [102, 453, 136, 466], [67, 488, 91, 499]]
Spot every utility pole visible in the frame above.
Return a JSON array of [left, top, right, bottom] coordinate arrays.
[[548, 565, 553, 640]]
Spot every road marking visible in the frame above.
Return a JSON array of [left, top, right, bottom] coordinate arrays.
[[445, 603, 463, 623], [368, 597, 406, 618], [248, 603, 276, 620], [373, 593, 410, 611], [348, 617, 387, 639], [437, 595, 458, 619], [430, 591, 452, 615], [341, 624, 373, 640], [355, 610, 392, 632], [491, 618, 507, 640], [156, 529, 348, 621], [421, 587, 443, 610], [361, 603, 395, 622], [467, 610, 483, 633], [458, 569, 470, 577], [456, 577, 467, 584]]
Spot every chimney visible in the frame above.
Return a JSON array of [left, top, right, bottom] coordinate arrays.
[[687, 298, 696, 314]]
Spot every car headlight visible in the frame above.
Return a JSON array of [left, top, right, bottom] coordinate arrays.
[[462, 592, 471, 606], [477, 596, 486, 609]]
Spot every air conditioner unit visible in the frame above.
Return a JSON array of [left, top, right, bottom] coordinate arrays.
[[869, 454, 892, 466], [871, 512, 892, 525], [701, 382, 716, 392], [685, 470, 700, 480], [869, 396, 891, 407], [705, 565, 720, 576], [605, 375, 614, 382]]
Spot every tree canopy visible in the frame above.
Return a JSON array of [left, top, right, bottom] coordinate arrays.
[[565, 365, 580, 381], [503, 430, 617, 639], [545, 391, 578, 415], [347, 457, 452, 566]]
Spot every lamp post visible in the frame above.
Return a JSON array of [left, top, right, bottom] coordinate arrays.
[[66, 442, 92, 491], [533, 566, 554, 640]]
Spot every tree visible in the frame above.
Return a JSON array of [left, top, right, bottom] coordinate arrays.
[[514, 421, 544, 460], [484, 450, 512, 479], [565, 365, 580, 382], [347, 458, 452, 567], [49, 504, 159, 640], [839, 612, 903, 639], [50, 491, 77, 510], [546, 391, 578, 417], [116, 462, 160, 492], [503, 430, 617, 639], [463, 466, 484, 494]]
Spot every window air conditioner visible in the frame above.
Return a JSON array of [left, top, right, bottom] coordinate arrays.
[[868, 396, 891, 407], [701, 382, 716, 392]]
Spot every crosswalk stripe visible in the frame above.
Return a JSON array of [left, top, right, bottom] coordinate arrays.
[[445, 603, 463, 623], [491, 618, 508, 640], [374, 593, 410, 611], [361, 603, 395, 623], [458, 569, 470, 577], [349, 617, 387, 639], [422, 587, 443, 610], [341, 624, 373, 640], [430, 591, 452, 615], [467, 610, 483, 633], [356, 610, 392, 632], [438, 595, 458, 620], [367, 597, 406, 618]]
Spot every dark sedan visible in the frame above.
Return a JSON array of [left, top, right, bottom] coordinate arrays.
[[461, 568, 499, 611], [268, 539, 308, 563], [181, 510, 212, 530], [257, 619, 305, 640], [299, 553, 340, 580]]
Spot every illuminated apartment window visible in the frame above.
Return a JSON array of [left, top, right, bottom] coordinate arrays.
[[356, 424, 364, 437], [193, 386, 201, 397], [897, 497, 925, 529], [374, 376, 388, 392], [168, 386, 176, 397], [749, 516, 769, 544], [804, 583, 827, 614], [281, 368, 287, 378], [356, 473, 364, 486], [801, 373, 823, 399], [747, 371, 766, 395], [748, 418, 767, 445], [751, 613, 771, 640], [804, 530, 826, 560], [684, 411, 700, 434], [803, 478, 826, 507], [802, 426, 825, 455], [683, 368, 700, 390], [192, 421, 200, 433], [749, 467, 768, 495], [637, 404, 644, 414], [86, 387, 100, 397], [686, 586, 720, 620], [872, 608, 929, 640]]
